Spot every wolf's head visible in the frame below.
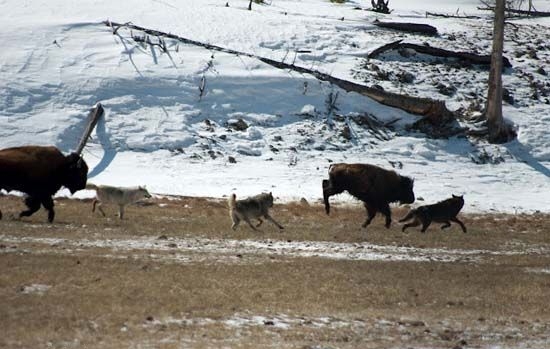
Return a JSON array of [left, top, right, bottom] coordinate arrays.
[[257, 192, 275, 208], [450, 194, 465, 209], [138, 186, 152, 199]]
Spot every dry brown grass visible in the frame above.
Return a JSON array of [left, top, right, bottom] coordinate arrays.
[[1, 195, 550, 348]]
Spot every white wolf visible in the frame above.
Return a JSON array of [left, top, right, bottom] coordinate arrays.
[[86, 183, 151, 219]]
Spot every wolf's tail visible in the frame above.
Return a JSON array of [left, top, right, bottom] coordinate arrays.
[[228, 193, 237, 209], [85, 183, 98, 190], [398, 210, 415, 222]]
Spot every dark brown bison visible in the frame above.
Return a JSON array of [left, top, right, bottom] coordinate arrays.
[[322, 163, 415, 229], [0, 146, 88, 222]]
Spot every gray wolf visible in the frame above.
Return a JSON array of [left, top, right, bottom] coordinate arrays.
[[228, 192, 284, 231], [0, 145, 88, 222], [399, 194, 466, 233], [322, 163, 415, 229], [86, 183, 151, 219]]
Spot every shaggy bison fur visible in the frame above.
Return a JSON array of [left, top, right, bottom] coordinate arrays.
[[0, 145, 88, 222], [322, 163, 415, 229]]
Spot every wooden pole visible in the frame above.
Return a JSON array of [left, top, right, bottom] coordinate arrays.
[[485, 0, 507, 143], [75, 103, 104, 155]]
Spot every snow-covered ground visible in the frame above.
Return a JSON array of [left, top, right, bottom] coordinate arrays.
[[1, 0, 549, 213]]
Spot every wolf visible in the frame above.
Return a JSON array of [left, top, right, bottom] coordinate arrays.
[[399, 194, 467, 233], [228, 192, 284, 231], [86, 183, 151, 219]]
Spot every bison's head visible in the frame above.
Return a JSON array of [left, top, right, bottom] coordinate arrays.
[[399, 176, 415, 204], [64, 153, 89, 194]]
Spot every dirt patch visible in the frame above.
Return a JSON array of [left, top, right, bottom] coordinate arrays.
[[1, 195, 550, 348]]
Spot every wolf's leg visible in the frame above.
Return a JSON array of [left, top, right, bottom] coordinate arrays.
[[243, 217, 259, 231], [402, 218, 421, 232], [451, 217, 467, 233], [41, 197, 55, 223], [118, 205, 125, 219], [265, 214, 284, 230], [96, 202, 106, 216], [231, 214, 241, 230], [420, 219, 431, 233], [256, 218, 263, 227], [19, 196, 41, 219], [362, 202, 377, 228], [92, 199, 98, 212], [440, 221, 451, 230]]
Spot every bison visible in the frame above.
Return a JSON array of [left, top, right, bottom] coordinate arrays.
[[0, 146, 88, 222], [322, 163, 415, 229]]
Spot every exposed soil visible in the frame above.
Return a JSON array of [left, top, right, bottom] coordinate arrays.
[[1, 195, 550, 349]]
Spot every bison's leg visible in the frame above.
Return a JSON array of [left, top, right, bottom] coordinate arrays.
[[0, 209, 2, 220], [41, 197, 55, 223], [361, 202, 377, 228], [451, 217, 467, 233], [19, 196, 41, 219], [118, 205, 125, 220], [379, 202, 392, 229], [323, 179, 343, 215]]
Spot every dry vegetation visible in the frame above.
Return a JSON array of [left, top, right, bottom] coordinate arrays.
[[1, 194, 550, 349]]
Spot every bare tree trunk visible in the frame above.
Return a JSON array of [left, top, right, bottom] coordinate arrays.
[[485, 0, 513, 143]]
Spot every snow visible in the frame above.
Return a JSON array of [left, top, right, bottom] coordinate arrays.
[[1, 0, 550, 213], [3, 233, 548, 265], [19, 283, 51, 295]]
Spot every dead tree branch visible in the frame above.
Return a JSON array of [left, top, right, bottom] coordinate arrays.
[[478, 6, 550, 17], [103, 20, 456, 127], [75, 103, 104, 156], [368, 39, 512, 68], [373, 20, 438, 36], [425, 11, 482, 19]]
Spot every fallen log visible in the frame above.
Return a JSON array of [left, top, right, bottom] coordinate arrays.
[[425, 11, 482, 19], [368, 40, 512, 68], [373, 20, 438, 36], [478, 6, 550, 17], [103, 21, 455, 127]]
